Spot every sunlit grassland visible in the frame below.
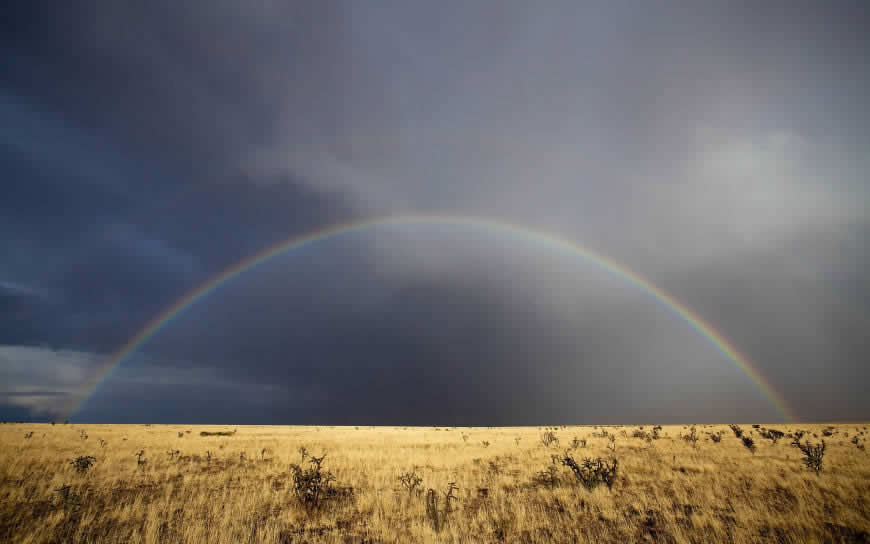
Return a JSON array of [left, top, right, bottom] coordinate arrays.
[[1, 423, 868, 543]]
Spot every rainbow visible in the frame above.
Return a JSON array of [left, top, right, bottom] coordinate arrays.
[[66, 215, 794, 421]]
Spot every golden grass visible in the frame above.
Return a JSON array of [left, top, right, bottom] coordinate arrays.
[[1, 423, 868, 543]]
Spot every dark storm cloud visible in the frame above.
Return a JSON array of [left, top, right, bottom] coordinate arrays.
[[2, 1, 868, 423]]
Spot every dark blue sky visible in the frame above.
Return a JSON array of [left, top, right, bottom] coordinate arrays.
[[2, 1, 868, 424]]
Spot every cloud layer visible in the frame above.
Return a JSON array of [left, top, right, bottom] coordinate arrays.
[[2, 1, 868, 423]]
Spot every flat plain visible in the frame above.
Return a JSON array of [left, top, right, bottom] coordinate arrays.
[[1, 423, 868, 543]]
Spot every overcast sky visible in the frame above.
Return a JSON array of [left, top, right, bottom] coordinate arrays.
[[2, 1, 868, 424]]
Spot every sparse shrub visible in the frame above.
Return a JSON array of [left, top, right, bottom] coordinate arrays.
[[398, 470, 423, 495], [514, 437, 521, 446], [289, 453, 336, 512], [167, 449, 180, 460], [540, 431, 559, 448], [729, 424, 744, 438], [682, 426, 699, 448], [425, 482, 459, 532], [444, 482, 459, 513], [822, 427, 834, 437], [570, 436, 586, 449], [200, 430, 234, 437], [532, 465, 560, 488], [79, 430, 88, 441], [462, 433, 469, 443], [298, 446, 309, 462], [631, 429, 650, 440], [135, 450, 147, 468], [710, 432, 723, 443], [70, 455, 96, 474], [607, 434, 617, 452], [741, 436, 756, 454], [178, 432, 184, 438], [557, 453, 618, 490], [24, 432, 33, 439], [762, 429, 785, 444], [98, 439, 106, 448], [795, 440, 825, 474], [425, 488, 441, 532], [481, 440, 490, 448]]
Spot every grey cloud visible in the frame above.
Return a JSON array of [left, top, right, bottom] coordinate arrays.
[[0, 281, 47, 298], [0, 345, 99, 418], [0, 391, 69, 397], [1, 1, 867, 424]]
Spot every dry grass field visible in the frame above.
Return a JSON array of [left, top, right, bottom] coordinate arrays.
[[1, 422, 868, 543]]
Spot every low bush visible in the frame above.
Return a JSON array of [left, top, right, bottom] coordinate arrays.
[[682, 426, 699, 448], [425, 482, 459, 532], [199, 430, 235, 437], [795, 440, 825, 474], [70, 456, 96, 474], [532, 465, 560, 488], [289, 453, 336, 512], [398, 470, 423, 495], [540, 431, 559, 448], [556, 453, 618, 490]]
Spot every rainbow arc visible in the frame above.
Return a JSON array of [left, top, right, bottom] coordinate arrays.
[[67, 215, 793, 421]]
